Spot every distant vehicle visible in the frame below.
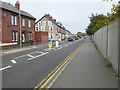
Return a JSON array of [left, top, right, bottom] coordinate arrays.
[[75, 37, 79, 40], [79, 36, 82, 38], [83, 36, 86, 39], [68, 37, 73, 41]]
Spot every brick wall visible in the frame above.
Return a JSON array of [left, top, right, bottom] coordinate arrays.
[[35, 31, 48, 43], [1, 9, 35, 43]]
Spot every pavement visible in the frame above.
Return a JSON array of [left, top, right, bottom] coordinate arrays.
[[51, 37, 118, 88], [0, 40, 67, 56]]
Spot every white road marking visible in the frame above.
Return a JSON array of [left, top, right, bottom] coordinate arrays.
[[11, 60, 17, 64], [14, 54, 26, 59], [27, 54, 34, 58], [36, 51, 44, 54], [44, 49, 52, 51], [13, 51, 39, 59], [28, 52, 49, 61], [56, 47, 62, 51], [0, 66, 11, 71]]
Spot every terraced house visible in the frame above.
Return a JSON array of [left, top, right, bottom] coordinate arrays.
[[0, 1, 36, 47], [35, 14, 66, 42]]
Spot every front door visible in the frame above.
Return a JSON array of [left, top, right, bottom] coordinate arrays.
[[22, 33, 25, 42]]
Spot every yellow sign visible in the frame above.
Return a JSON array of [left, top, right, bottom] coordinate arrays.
[[49, 42, 52, 49]]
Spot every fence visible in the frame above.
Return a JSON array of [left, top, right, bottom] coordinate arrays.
[[93, 18, 119, 73]]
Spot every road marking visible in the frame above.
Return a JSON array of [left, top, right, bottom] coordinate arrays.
[[28, 52, 49, 61], [13, 51, 39, 59], [36, 51, 44, 54], [27, 54, 34, 58], [33, 40, 86, 89], [11, 60, 17, 64], [56, 47, 62, 51], [0, 66, 11, 71], [44, 49, 52, 51]]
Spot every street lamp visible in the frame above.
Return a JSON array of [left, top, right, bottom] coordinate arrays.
[[18, 0, 22, 48]]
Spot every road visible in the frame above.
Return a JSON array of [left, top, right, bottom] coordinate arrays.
[[1, 38, 85, 88]]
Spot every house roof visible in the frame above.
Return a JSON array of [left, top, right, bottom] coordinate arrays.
[[65, 29, 72, 34], [35, 15, 58, 26], [0, 1, 36, 19]]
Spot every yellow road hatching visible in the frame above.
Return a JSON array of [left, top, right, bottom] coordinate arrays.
[[33, 40, 86, 90]]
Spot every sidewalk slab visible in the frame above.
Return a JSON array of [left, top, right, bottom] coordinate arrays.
[[52, 38, 118, 88]]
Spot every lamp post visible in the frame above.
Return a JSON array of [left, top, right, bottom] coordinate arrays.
[[18, 0, 22, 48]]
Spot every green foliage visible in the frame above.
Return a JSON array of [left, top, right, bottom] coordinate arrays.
[[105, 60, 113, 68], [86, 3, 120, 35]]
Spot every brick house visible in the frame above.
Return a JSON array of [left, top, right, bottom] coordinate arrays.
[[0, 1, 36, 46], [35, 14, 66, 42]]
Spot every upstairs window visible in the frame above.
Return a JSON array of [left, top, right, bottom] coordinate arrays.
[[42, 21, 46, 26], [11, 15, 17, 26], [38, 21, 41, 26], [48, 21, 52, 26], [41, 26, 45, 31], [28, 19, 31, 28], [22, 18, 25, 27]]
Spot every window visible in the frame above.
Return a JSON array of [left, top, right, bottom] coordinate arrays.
[[28, 32, 32, 40], [51, 34, 53, 39], [35, 26, 39, 31], [49, 26, 53, 31], [41, 26, 45, 31], [48, 34, 53, 40], [22, 18, 25, 27], [48, 21, 52, 26], [42, 21, 46, 26], [11, 15, 17, 26], [38, 21, 41, 26], [12, 31, 17, 42], [28, 19, 31, 28]]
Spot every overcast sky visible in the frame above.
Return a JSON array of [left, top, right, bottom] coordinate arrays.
[[3, 0, 118, 34]]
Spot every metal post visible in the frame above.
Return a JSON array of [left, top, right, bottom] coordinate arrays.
[[118, 1, 120, 83], [19, 0, 22, 48], [106, 24, 108, 59]]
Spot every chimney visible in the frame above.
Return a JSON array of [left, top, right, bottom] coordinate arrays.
[[45, 14, 50, 17], [15, 0, 20, 10], [49, 16, 52, 19], [53, 19, 56, 22]]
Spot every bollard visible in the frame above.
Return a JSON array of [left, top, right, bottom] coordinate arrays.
[[49, 42, 52, 49], [56, 41, 59, 47]]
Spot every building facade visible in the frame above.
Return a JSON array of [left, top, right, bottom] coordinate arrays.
[[35, 14, 65, 42], [0, 1, 36, 45]]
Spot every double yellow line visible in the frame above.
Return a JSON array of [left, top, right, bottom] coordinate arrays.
[[33, 40, 86, 90]]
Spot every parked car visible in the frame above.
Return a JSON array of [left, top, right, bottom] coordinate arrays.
[[68, 37, 73, 41], [79, 36, 82, 39], [75, 37, 79, 40], [83, 36, 86, 39]]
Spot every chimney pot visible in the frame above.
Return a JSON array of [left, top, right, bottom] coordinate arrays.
[[15, 0, 20, 10]]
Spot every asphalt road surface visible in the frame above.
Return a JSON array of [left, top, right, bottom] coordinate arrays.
[[1, 38, 85, 88]]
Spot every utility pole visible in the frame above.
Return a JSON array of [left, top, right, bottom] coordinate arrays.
[[18, 0, 22, 48]]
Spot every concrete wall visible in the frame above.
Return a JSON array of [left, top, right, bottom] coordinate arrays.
[[93, 18, 119, 73]]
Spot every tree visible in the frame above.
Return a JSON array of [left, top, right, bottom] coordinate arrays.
[[86, 14, 105, 35], [77, 32, 82, 37]]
